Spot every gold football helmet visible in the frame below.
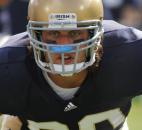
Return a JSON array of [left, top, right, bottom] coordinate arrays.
[[27, 0, 104, 76]]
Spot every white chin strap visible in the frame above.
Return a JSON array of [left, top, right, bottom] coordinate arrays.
[[39, 60, 85, 76], [53, 62, 84, 72], [37, 52, 96, 76]]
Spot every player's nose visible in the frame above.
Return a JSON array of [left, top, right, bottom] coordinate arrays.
[[56, 35, 73, 45]]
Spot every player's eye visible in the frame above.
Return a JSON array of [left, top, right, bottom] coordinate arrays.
[[74, 39, 84, 43], [45, 40, 57, 44], [69, 30, 81, 39], [47, 31, 60, 38]]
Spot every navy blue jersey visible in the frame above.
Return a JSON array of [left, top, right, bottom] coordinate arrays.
[[0, 20, 142, 130]]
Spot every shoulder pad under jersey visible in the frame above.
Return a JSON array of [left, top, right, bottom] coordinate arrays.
[[0, 45, 31, 115], [97, 20, 142, 98], [0, 32, 29, 48], [103, 20, 142, 47]]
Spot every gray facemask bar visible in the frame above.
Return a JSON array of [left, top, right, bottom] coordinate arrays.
[[27, 20, 103, 75]]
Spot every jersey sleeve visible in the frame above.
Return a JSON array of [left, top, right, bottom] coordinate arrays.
[[0, 46, 31, 115]]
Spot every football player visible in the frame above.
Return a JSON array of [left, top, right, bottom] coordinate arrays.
[[0, 0, 142, 130]]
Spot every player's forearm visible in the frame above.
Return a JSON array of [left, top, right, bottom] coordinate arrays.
[[1, 115, 22, 130]]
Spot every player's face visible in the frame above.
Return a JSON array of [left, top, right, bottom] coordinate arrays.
[[41, 30, 89, 65]]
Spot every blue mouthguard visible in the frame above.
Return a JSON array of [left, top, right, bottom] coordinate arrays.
[[49, 46, 75, 53]]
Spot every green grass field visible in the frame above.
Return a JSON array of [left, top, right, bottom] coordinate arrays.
[[128, 96, 142, 130]]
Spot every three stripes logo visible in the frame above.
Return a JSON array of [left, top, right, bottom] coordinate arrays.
[[64, 102, 77, 112]]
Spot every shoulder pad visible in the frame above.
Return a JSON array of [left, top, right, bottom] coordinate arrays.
[[103, 20, 142, 47], [0, 32, 29, 48], [0, 47, 31, 114], [98, 22, 142, 97], [0, 46, 28, 64]]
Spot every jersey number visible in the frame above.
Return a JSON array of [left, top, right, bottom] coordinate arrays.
[[28, 108, 125, 130]]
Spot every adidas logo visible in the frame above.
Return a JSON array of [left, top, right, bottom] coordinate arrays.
[[64, 102, 77, 112]]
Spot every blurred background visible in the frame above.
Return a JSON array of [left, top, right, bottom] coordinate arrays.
[[0, 0, 28, 45], [0, 0, 142, 129], [103, 0, 142, 30]]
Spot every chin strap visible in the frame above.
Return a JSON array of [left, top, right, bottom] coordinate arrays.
[[36, 49, 96, 76], [38, 59, 85, 76]]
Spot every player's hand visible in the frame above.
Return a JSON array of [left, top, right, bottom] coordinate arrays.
[[1, 115, 22, 130]]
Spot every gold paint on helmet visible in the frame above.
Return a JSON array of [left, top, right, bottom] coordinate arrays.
[[28, 0, 104, 21]]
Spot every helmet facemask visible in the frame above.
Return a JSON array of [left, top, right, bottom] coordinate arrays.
[[27, 13, 103, 76]]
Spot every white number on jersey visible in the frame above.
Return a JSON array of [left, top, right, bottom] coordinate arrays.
[[28, 108, 125, 130]]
